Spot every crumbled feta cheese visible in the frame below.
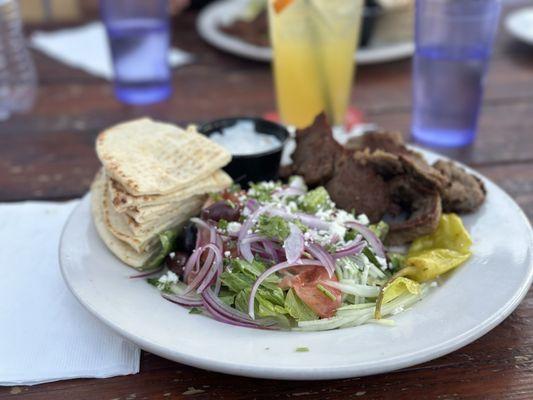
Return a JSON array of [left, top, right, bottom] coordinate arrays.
[[334, 209, 356, 225], [287, 201, 298, 212], [316, 208, 333, 220], [329, 222, 346, 241], [357, 214, 370, 225], [227, 222, 242, 235], [430, 281, 438, 288], [289, 176, 306, 191], [168, 252, 175, 258], [158, 271, 179, 286], [224, 250, 231, 258]]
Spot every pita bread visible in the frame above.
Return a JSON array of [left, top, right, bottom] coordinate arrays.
[[105, 183, 205, 237], [103, 180, 204, 253], [91, 172, 154, 269], [96, 118, 231, 196], [109, 169, 232, 214]]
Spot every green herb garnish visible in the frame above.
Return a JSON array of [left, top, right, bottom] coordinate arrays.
[[257, 215, 290, 241], [370, 221, 389, 241], [295, 347, 310, 353], [217, 219, 229, 230], [299, 187, 331, 213], [189, 308, 202, 315]]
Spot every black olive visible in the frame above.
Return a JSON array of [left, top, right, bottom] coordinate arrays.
[[201, 200, 240, 222], [175, 222, 197, 254], [165, 251, 188, 277]]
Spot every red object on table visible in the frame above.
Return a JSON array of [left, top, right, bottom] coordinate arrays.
[[263, 106, 365, 130]]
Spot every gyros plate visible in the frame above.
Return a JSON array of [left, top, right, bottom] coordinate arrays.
[[60, 148, 533, 380]]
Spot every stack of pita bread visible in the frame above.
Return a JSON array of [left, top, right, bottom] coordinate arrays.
[[91, 118, 232, 269]]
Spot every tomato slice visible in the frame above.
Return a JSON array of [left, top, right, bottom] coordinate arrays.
[[273, 0, 295, 14], [284, 266, 342, 318]]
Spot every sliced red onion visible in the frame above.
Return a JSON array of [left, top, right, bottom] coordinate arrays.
[[161, 292, 202, 307], [190, 217, 211, 232], [184, 218, 214, 281], [196, 244, 223, 293], [238, 205, 271, 242], [183, 244, 222, 295], [237, 205, 272, 261], [202, 289, 275, 328], [248, 260, 324, 319], [241, 234, 269, 245], [345, 221, 386, 259], [333, 241, 366, 259], [305, 243, 336, 276], [284, 223, 304, 264], [246, 198, 259, 212], [262, 240, 279, 263], [330, 234, 341, 244], [269, 208, 330, 231], [183, 247, 203, 282], [239, 241, 254, 263], [274, 187, 305, 198], [202, 298, 260, 328], [129, 265, 163, 279]]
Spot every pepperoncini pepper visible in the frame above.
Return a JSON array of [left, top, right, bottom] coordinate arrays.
[[375, 214, 473, 319]]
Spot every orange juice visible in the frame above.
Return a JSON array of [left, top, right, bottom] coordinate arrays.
[[268, 0, 363, 128]]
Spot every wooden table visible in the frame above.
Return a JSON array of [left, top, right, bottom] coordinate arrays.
[[1, 4, 532, 400]]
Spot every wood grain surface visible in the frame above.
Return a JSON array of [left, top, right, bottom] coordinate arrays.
[[0, 3, 532, 400]]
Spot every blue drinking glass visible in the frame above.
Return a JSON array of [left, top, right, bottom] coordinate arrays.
[[412, 0, 501, 147], [100, 0, 172, 105]]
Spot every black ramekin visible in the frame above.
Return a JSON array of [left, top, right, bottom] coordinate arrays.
[[198, 117, 289, 187]]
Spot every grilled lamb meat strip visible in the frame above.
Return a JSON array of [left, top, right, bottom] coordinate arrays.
[[325, 153, 390, 223], [385, 176, 442, 246], [351, 132, 448, 190], [433, 160, 486, 213], [284, 113, 343, 186]]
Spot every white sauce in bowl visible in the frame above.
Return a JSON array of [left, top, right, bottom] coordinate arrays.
[[209, 121, 282, 156]]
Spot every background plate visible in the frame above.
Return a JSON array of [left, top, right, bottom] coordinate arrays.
[[60, 149, 533, 380], [505, 7, 533, 46], [196, 0, 415, 65]]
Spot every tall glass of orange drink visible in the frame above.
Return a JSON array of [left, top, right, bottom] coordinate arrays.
[[268, 0, 364, 128]]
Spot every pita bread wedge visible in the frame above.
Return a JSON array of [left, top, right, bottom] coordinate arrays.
[[91, 172, 154, 269], [96, 118, 231, 196], [105, 184, 204, 237], [109, 169, 232, 214], [103, 181, 205, 254]]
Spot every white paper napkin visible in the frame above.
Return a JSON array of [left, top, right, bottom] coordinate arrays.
[[0, 201, 140, 386], [30, 21, 193, 80]]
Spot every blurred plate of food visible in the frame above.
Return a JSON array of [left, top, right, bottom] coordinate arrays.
[[197, 0, 415, 64], [505, 7, 533, 46]]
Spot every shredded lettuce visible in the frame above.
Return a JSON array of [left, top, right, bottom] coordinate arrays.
[[370, 221, 389, 240], [284, 289, 318, 321], [143, 229, 178, 269]]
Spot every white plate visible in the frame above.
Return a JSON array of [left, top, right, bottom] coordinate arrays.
[[59, 149, 533, 380], [505, 7, 533, 46], [196, 0, 415, 65]]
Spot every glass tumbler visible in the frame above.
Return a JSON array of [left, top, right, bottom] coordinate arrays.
[[268, 0, 364, 129], [412, 0, 501, 147], [100, 0, 171, 105]]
